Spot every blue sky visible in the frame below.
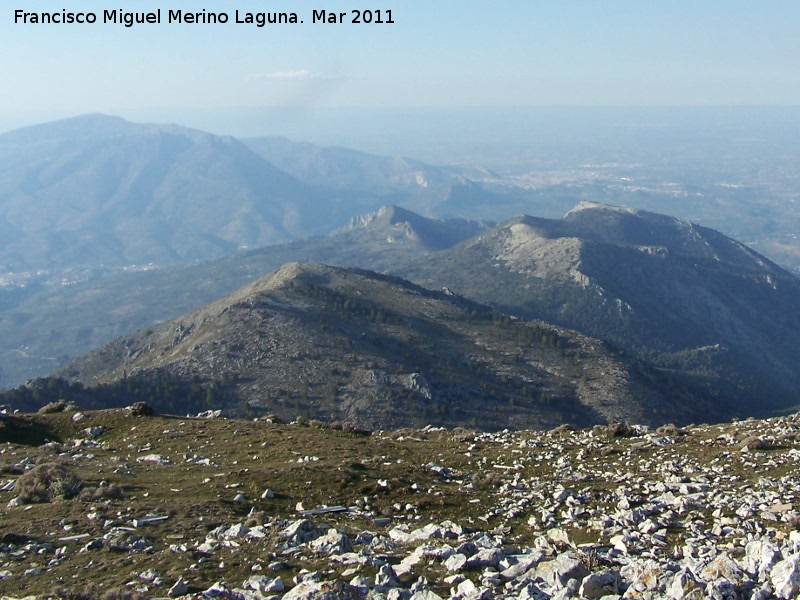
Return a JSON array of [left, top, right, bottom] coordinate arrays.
[[1, 1, 799, 132]]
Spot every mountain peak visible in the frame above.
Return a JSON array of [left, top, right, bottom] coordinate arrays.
[[335, 206, 489, 251], [564, 200, 639, 218], [340, 205, 420, 230], [0, 114, 339, 272], [0, 113, 135, 144], [557, 201, 774, 270]]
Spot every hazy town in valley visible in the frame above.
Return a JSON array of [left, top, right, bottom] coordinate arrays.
[[1, 3, 800, 599]]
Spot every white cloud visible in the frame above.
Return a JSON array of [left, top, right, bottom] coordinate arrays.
[[251, 70, 331, 81]]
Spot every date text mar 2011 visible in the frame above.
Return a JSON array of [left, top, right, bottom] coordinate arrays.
[[312, 10, 394, 24]]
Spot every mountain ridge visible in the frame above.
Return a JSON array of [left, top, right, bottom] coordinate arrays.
[[51, 262, 719, 430], [0, 205, 489, 390], [400, 203, 800, 415]]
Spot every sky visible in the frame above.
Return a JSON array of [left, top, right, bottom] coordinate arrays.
[[1, 1, 799, 136]]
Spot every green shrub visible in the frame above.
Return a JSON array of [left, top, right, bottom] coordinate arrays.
[[739, 436, 767, 451], [593, 422, 638, 438]]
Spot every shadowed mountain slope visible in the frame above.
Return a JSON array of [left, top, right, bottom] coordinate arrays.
[[4, 201, 798, 423], [52, 263, 717, 430]]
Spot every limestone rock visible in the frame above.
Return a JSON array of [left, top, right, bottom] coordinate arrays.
[[281, 519, 323, 546], [771, 554, 800, 599], [310, 529, 353, 556], [168, 578, 189, 598], [580, 570, 622, 599]]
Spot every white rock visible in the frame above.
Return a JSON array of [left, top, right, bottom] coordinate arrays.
[[280, 519, 322, 546], [223, 523, 250, 539], [535, 552, 590, 587], [196, 540, 218, 554], [771, 554, 800, 599], [283, 579, 364, 600], [547, 528, 572, 547], [499, 553, 544, 580], [706, 580, 738, 600], [389, 523, 442, 544], [138, 568, 160, 582], [456, 578, 478, 597], [243, 575, 284, 594], [750, 584, 773, 600], [744, 539, 783, 577], [667, 568, 701, 600], [168, 578, 188, 598], [465, 548, 504, 569], [310, 529, 353, 556], [137, 453, 169, 465], [375, 564, 400, 588], [580, 570, 621, 599], [84, 426, 104, 438], [700, 554, 745, 585]]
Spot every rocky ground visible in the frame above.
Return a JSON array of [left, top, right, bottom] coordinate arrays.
[[2, 406, 800, 599]]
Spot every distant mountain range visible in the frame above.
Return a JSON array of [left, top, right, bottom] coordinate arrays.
[[242, 136, 486, 196], [0, 115, 514, 277], [51, 263, 716, 429], [0, 114, 323, 271]]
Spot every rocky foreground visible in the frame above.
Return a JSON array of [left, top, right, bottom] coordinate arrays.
[[2, 408, 800, 599]]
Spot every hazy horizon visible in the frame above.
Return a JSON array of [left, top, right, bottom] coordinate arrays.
[[2, 105, 800, 168]]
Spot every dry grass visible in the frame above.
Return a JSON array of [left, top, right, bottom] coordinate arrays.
[[0, 409, 799, 597], [38, 585, 148, 600], [15, 463, 84, 503]]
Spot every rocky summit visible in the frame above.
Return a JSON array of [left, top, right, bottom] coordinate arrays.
[[2, 406, 800, 598]]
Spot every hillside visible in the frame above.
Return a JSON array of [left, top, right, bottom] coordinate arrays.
[[400, 201, 800, 415], [48, 263, 716, 430], [0, 206, 488, 391]]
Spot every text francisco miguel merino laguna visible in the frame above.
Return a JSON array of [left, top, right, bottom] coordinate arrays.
[[14, 7, 396, 26]]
